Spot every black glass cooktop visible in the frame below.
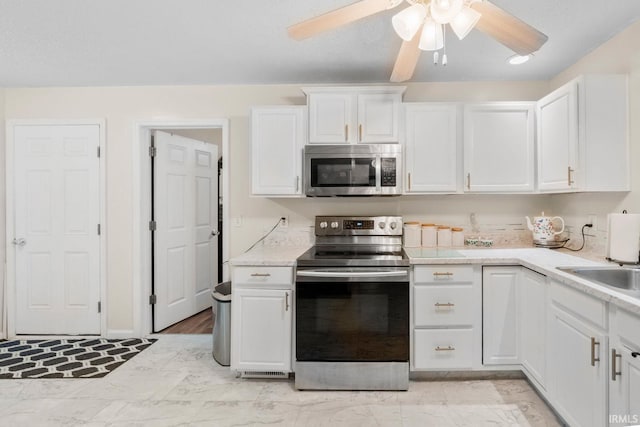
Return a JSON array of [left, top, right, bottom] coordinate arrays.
[[296, 245, 409, 267]]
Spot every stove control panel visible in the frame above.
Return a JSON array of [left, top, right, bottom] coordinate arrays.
[[314, 216, 403, 236]]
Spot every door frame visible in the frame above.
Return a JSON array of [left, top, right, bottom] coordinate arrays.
[[5, 119, 107, 338], [133, 119, 229, 336]]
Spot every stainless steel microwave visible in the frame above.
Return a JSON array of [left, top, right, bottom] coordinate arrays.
[[304, 144, 402, 196]]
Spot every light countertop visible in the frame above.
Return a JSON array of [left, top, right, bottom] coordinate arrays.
[[230, 245, 640, 314]]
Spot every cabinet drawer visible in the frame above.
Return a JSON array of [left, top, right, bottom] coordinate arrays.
[[414, 285, 474, 326], [550, 280, 607, 329], [413, 328, 474, 369], [233, 266, 293, 288], [616, 308, 640, 347], [415, 265, 474, 283]]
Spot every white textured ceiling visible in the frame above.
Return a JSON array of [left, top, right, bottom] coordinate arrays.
[[1, 0, 640, 87]]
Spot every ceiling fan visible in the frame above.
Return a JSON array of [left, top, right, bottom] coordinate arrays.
[[288, 0, 548, 82]]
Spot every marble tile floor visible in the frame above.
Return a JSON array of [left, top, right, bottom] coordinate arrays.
[[0, 334, 562, 426]]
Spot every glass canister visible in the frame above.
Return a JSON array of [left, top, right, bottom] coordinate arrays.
[[452, 227, 465, 247], [421, 223, 437, 247], [403, 221, 421, 247], [437, 226, 452, 247]]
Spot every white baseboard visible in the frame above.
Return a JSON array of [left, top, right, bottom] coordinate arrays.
[[106, 329, 138, 339]]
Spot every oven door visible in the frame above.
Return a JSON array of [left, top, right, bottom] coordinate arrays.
[[295, 268, 409, 362]]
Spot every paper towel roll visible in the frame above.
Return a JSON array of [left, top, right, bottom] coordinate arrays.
[[607, 213, 640, 263]]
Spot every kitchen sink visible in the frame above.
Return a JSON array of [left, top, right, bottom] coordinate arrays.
[[557, 266, 640, 295]]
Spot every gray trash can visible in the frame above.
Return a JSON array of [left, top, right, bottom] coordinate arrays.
[[212, 281, 232, 366]]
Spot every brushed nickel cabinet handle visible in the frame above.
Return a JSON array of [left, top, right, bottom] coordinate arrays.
[[408, 173, 411, 191], [295, 176, 300, 193], [435, 346, 455, 351], [591, 337, 600, 366], [568, 166, 575, 186], [285, 292, 290, 311], [434, 302, 455, 308], [345, 124, 349, 142], [612, 349, 622, 381], [467, 173, 471, 190], [359, 124, 363, 142], [433, 272, 454, 277], [250, 273, 271, 277]]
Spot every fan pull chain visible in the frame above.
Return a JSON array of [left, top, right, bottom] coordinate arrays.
[[433, 51, 439, 65], [442, 27, 448, 66]]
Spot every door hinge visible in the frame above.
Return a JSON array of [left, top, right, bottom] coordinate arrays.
[[149, 146, 157, 157], [149, 294, 157, 305], [98, 301, 102, 313], [149, 220, 157, 231], [97, 224, 101, 235], [97, 146, 101, 158]]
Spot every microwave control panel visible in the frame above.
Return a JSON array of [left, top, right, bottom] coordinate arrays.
[[381, 158, 397, 187]]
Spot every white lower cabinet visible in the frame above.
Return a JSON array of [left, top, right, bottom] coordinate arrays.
[[609, 306, 640, 426], [482, 267, 520, 365], [548, 280, 607, 427], [412, 265, 481, 371], [231, 267, 293, 375], [519, 268, 547, 388]]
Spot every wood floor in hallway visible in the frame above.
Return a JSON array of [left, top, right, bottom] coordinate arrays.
[[159, 308, 213, 334]]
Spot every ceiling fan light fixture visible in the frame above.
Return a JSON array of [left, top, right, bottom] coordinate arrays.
[[508, 54, 531, 65], [419, 18, 444, 51], [449, 5, 481, 40], [430, 0, 463, 24], [392, 3, 427, 41]]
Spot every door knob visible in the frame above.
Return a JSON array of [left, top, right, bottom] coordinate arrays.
[[210, 230, 220, 238], [12, 238, 26, 247]]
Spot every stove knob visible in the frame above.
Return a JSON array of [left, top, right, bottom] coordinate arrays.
[[319, 221, 328, 229], [389, 222, 397, 230], [330, 221, 339, 229], [378, 221, 386, 229]]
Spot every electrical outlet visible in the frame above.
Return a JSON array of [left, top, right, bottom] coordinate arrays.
[[280, 216, 289, 228], [587, 214, 597, 229]]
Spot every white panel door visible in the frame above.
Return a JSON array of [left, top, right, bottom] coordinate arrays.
[[520, 268, 547, 388], [308, 93, 353, 143], [154, 131, 218, 331], [482, 267, 519, 365], [14, 124, 101, 334], [357, 93, 400, 143]]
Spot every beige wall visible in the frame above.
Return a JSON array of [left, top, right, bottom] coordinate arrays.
[[3, 19, 639, 335], [548, 21, 640, 245]]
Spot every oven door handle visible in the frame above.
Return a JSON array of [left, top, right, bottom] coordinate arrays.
[[296, 270, 408, 278]]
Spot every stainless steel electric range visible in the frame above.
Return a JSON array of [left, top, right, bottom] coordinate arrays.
[[295, 216, 410, 391]]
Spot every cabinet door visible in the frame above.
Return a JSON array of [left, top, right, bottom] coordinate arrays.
[[403, 103, 458, 193], [610, 342, 640, 426], [357, 93, 400, 143], [308, 93, 353, 143], [520, 268, 547, 388], [537, 82, 579, 191], [464, 103, 535, 192], [482, 267, 519, 365], [548, 306, 606, 427], [251, 107, 305, 196], [231, 288, 292, 372]]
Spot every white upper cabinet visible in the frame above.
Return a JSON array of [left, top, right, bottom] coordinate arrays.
[[537, 74, 629, 192], [250, 106, 306, 196], [463, 103, 535, 193], [536, 82, 578, 191], [304, 87, 405, 144], [403, 103, 458, 193]]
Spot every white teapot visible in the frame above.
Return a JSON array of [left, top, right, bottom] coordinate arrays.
[[525, 212, 565, 244]]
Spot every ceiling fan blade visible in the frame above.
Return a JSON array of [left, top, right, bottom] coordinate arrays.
[[288, 0, 399, 40], [390, 31, 421, 82], [471, 1, 548, 55]]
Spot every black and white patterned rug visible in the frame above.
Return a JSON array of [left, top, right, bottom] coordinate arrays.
[[0, 338, 156, 379]]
